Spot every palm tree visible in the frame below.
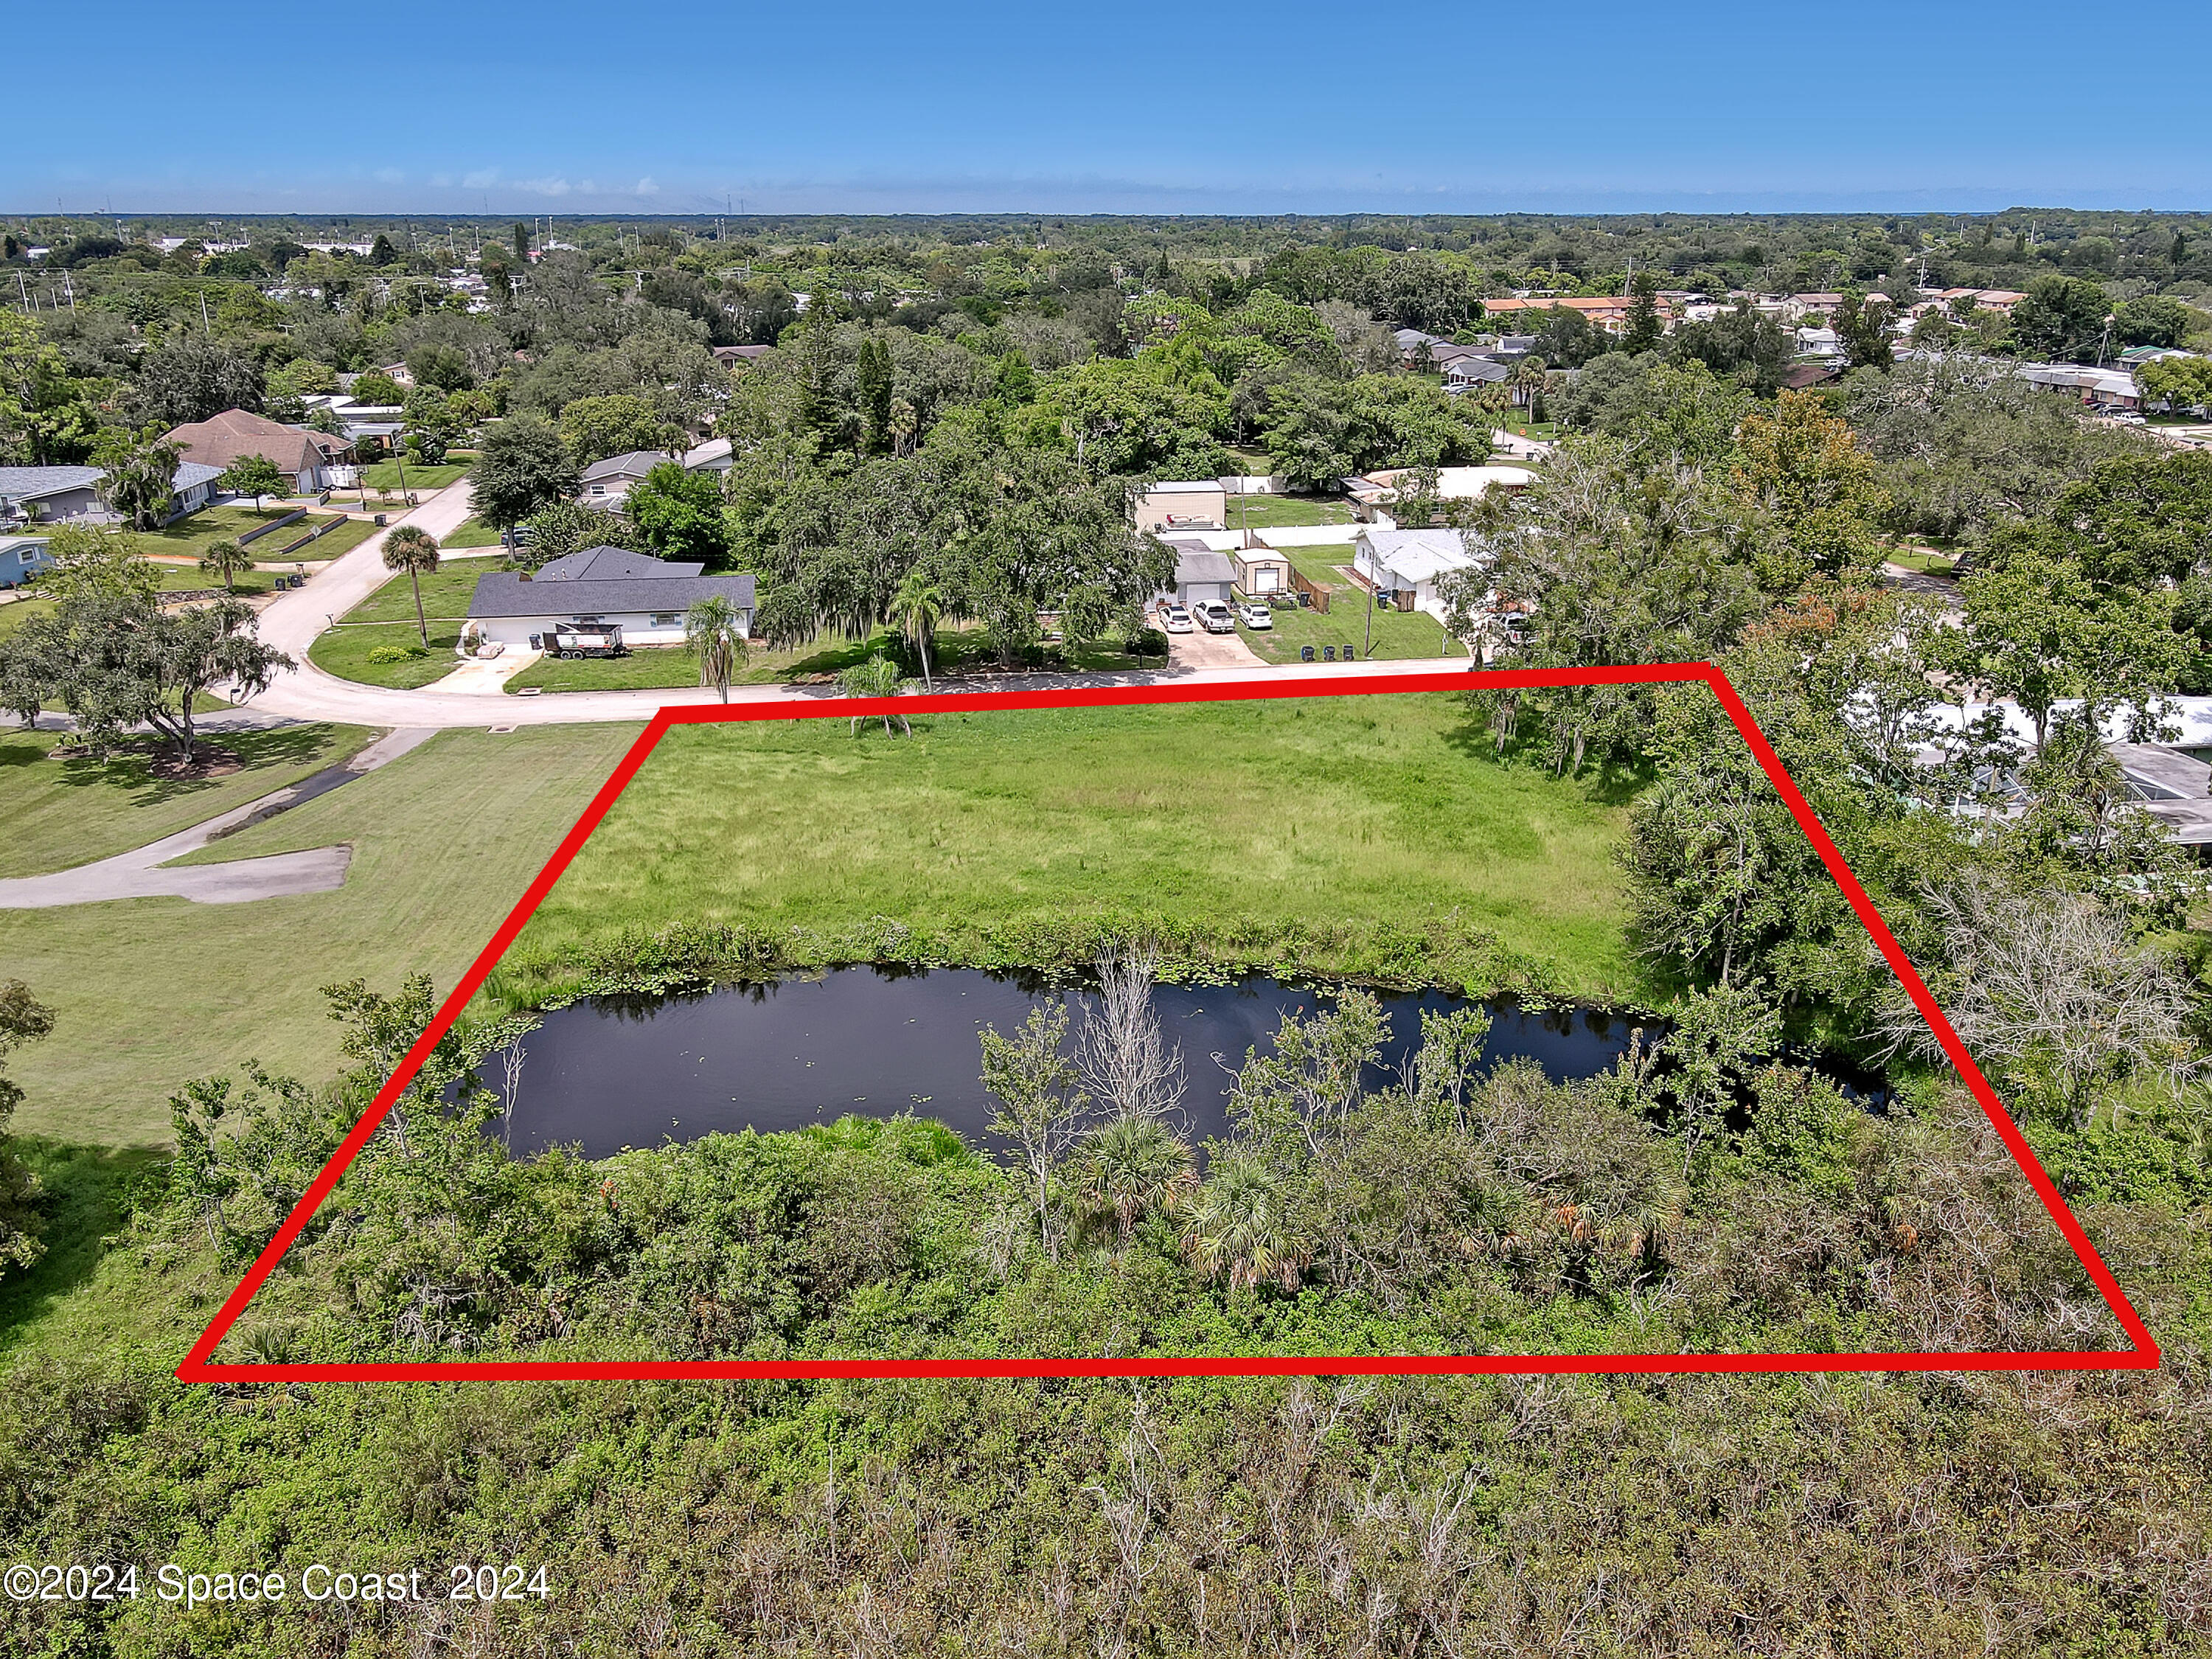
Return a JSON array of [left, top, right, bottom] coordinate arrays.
[[1509, 355, 1548, 421], [1075, 1116, 1194, 1245], [1181, 1155, 1306, 1292], [834, 655, 911, 736], [684, 594, 749, 702], [886, 569, 946, 689], [198, 538, 253, 594], [381, 524, 441, 647]]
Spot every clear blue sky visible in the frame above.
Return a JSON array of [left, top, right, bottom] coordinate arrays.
[[13, 1, 2210, 215]]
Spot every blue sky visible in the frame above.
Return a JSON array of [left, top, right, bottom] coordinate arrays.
[[11, 1, 2211, 215]]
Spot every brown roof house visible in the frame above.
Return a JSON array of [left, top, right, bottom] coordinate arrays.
[[164, 409, 351, 495]]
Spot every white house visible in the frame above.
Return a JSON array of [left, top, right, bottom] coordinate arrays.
[[1345, 465, 1535, 519], [464, 546, 756, 650], [579, 450, 676, 505], [682, 437, 735, 475], [1352, 527, 1489, 616], [1, 534, 55, 587]]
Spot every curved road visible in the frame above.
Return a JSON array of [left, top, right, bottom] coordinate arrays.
[[243, 482, 1481, 730]]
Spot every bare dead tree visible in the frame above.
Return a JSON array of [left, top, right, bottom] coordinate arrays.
[[1878, 872, 2202, 1130], [1076, 943, 1186, 1125]]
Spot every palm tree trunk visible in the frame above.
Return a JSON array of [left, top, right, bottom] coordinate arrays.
[[411, 570, 428, 647], [919, 627, 933, 690]]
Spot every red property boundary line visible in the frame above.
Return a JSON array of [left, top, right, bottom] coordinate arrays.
[[180, 664, 2160, 1382]]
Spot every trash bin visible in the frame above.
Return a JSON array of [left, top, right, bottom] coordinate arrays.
[[373, 513, 387, 527]]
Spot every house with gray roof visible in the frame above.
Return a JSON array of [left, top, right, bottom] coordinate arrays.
[[465, 546, 755, 652], [0, 465, 105, 526], [579, 451, 677, 505], [1164, 538, 1238, 606]]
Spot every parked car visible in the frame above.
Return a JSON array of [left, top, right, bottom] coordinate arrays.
[[1237, 602, 1273, 629], [1159, 602, 1194, 633], [1194, 600, 1237, 633]]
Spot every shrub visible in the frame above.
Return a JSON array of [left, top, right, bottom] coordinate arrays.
[[366, 643, 429, 664]]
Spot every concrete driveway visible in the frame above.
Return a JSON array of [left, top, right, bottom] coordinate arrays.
[[1162, 620, 1266, 670]]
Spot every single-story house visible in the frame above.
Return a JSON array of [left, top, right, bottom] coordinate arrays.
[[166, 408, 349, 493], [1, 534, 55, 587], [0, 465, 105, 525], [465, 546, 757, 650], [1164, 539, 1238, 607], [1134, 480, 1228, 535], [682, 437, 735, 474], [1353, 527, 1489, 616], [1483, 296, 1676, 334], [1444, 357, 1510, 393], [2017, 363, 2142, 411], [712, 345, 776, 366], [580, 450, 676, 505], [1233, 548, 1295, 599], [170, 461, 225, 518]]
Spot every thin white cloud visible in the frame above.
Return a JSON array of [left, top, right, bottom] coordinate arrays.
[[462, 167, 499, 189], [516, 176, 572, 198], [374, 167, 404, 184], [633, 176, 661, 196]]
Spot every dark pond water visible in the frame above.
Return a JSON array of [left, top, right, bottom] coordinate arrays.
[[490, 967, 1664, 1158]]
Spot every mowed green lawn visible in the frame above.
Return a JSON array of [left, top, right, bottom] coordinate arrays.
[[508, 693, 1641, 1006], [7, 726, 639, 1146], [137, 507, 376, 566], [1225, 495, 1358, 529], [306, 568, 486, 688]]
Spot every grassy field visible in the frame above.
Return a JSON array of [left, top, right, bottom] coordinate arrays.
[[504, 693, 1641, 1007], [360, 459, 471, 491], [305, 568, 484, 688], [1886, 546, 1961, 576], [1225, 495, 1357, 530], [1238, 597, 1469, 665], [136, 506, 375, 566], [145, 561, 279, 595], [8, 726, 639, 1146], [442, 515, 501, 548], [0, 723, 371, 880], [0, 595, 54, 642]]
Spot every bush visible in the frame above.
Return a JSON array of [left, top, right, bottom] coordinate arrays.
[[366, 643, 429, 664]]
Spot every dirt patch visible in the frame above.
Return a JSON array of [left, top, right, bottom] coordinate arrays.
[[146, 746, 243, 781]]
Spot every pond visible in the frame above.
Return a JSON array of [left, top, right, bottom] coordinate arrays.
[[487, 967, 1683, 1158]]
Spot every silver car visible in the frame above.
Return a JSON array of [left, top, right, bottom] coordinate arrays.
[[1194, 601, 1237, 634], [1237, 602, 1273, 630]]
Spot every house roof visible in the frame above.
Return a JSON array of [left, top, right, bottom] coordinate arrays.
[[1145, 480, 1225, 495], [1444, 358, 1509, 383], [1167, 540, 1238, 585], [1357, 527, 1486, 585], [683, 437, 734, 469], [467, 571, 756, 620], [0, 465, 103, 500], [1780, 364, 1843, 390], [534, 546, 702, 581], [712, 344, 775, 361], [175, 461, 224, 490], [580, 451, 677, 482], [165, 408, 346, 473]]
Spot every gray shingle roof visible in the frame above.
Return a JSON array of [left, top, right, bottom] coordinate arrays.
[[468, 571, 756, 620], [1170, 544, 1239, 585], [0, 465, 102, 498], [579, 450, 676, 482], [534, 546, 701, 581], [175, 461, 223, 490]]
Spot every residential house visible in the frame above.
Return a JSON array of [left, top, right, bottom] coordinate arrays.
[[0, 465, 106, 525], [1232, 547, 1295, 599], [1793, 327, 1848, 366], [580, 450, 677, 505], [1163, 539, 1238, 606], [1780, 364, 1844, 391], [169, 461, 225, 516], [712, 345, 776, 366], [165, 408, 349, 493], [1133, 480, 1228, 535], [1444, 357, 1509, 394], [464, 546, 756, 650], [1352, 526, 1488, 616], [681, 437, 735, 475], [2017, 363, 2141, 411], [1481, 296, 1675, 335], [1, 534, 55, 587]]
